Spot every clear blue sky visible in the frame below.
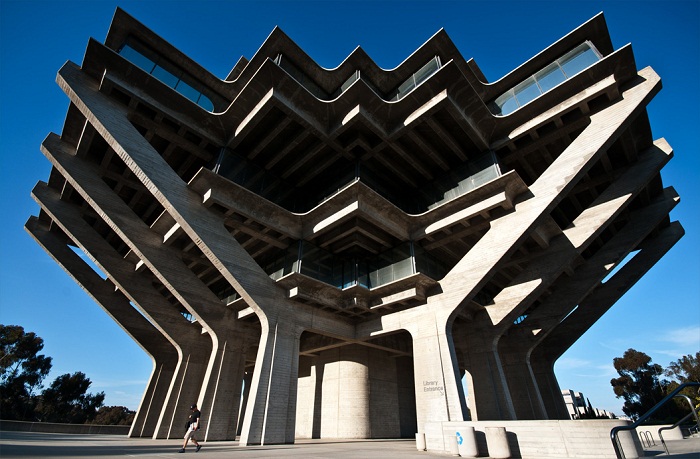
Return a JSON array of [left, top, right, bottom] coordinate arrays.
[[1, 0, 698, 416]]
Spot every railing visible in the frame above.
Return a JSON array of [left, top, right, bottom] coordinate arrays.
[[610, 382, 700, 459], [658, 394, 700, 455]]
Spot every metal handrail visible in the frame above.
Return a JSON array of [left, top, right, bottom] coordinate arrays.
[[658, 397, 700, 456], [610, 381, 700, 459]]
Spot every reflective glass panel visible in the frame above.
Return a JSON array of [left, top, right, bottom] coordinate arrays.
[[493, 90, 519, 115], [198, 95, 215, 112], [535, 62, 566, 92], [413, 57, 439, 86], [119, 44, 156, 74], [151, 65, 179, 88], [513, 77, 541, 107], [559, 44, 600, 78], [175, 80, 200, 103]]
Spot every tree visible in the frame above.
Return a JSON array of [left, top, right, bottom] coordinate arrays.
[[610, 348, 682, 422], [92, 406, 135, 425], [664, 352, 700, 411], [611, 349, 665, 421], [665, 352, 700, 384], [0, 324, 52, 420], [36, 372, 105, 424]]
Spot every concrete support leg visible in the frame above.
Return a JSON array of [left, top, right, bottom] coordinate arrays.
[[531, 221, 684, 388], [155, 351, 210, 439], [498, 355, 546, 420], [29, 182, 215, 439], [25, 216, 179, 437], [129, 361, 177, 437], [460, 344, 515, 420], [237, 370, 253, 437], [239, 319, 300, 445], [529, 359, 569, 419], [200, 336, 247, 441], [411, 318, 467, 433]]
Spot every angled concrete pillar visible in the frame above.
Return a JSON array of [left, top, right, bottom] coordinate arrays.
[[239, 315, 301, 445], [457, 133, 672, 420], [56, 59, 298, 442], [357, 68, 663, 426], [500, 187, 679, 418], [199, 332, 248, 440], [30, 181, 211, 438], [406, 310, 468, 431], [38, 134, 247, 440], [24, 216, 177, 437], [530, 221, 683, 418], [237, 370, 253, 437]]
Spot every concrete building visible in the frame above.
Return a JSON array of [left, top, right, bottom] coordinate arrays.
[[26, 7, 682, 449], [561, 389, 612, 419]]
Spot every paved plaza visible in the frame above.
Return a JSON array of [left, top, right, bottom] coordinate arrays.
[[0, 432, 443, 458], [1, 431, 700, 458]]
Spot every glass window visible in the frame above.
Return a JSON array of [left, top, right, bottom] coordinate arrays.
[[493, 90, 519, 115], [396, 76, 416, 99], [559, 44, 600, 78], [395, 56, 441, 101], [197, 95, 215, 112], [513, 77, 541, 107], [490, 41, 602, 116], [175, 80, 200, 103], [118, 39, 217, 112], [340, 70, 360, 93], [151, 65, 179, 88], [534, 62, 566, 93], [413, 57, 440, 86], [119, 44, 156, 74]]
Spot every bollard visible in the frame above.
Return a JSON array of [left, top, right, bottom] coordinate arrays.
[[456, 427, 478, 458], [485, 426, 511, 459], [415, 432, 426, 451], [448, 433, 460, 456]]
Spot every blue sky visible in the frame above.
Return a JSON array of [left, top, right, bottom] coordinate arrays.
[[0, 0, 698, 416]]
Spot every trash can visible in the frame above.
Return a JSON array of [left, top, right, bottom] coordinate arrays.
[[485, 426, 510, 459], [456, 426, 478, 458]]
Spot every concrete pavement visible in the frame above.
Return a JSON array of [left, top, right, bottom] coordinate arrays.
[[1, 431, 699, 458], [0, 432, 443, 458]]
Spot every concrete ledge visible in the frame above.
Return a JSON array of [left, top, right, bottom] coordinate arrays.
[[426, 419, 644, 458], [0, 419, 130, 435]]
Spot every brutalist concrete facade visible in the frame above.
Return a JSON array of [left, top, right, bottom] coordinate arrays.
[[26, 8, 682, 445]]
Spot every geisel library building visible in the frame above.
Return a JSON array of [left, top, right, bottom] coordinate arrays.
[[26, 7, 682, 458]]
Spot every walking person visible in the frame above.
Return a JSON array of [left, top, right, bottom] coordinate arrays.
[[179, 403, 202, 453]]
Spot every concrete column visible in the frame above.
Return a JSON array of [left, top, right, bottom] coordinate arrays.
[[454, 326, 515, 421], [335, 346, 371, 438], [200, 333, 247, 441], [237, 370, 253, 437], [529, 359, 569, 419], [499, 188, 680, 419], [25, 216, 177, 438], [30, 181, 212, 439], [409, 312, 467, 432], [55, 61, 306, 443], [239, 316, 300, 445], [497, 354, 545, 420], [530, 221, 683, 392]]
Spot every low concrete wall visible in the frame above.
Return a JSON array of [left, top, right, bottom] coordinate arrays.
[[425, 419, 643, 458], [0, 420, 130, 435]]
